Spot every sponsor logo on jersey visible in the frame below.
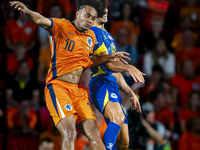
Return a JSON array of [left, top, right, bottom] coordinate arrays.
[[68, 32, 74, 34], [111, 93, 118, 98], [64, 104, 72, 111], [87, 37, 93, 47]]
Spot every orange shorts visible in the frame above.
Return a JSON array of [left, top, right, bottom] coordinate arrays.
[[44, 79, 96, 126]]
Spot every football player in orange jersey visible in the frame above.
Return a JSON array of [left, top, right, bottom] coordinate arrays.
[[10, 1, 144, 150]]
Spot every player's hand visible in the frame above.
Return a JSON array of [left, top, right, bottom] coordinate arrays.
[[129, 92, 141, 113], [108, 52, 130, 64], [10, 1, 29, 13], [127, 65, 145, 83]]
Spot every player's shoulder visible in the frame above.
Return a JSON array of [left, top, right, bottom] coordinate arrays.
[[107, 31, 115, 40], [90, 26, 103, 32], [90, 26, 104, 37], [87, 28, 97, 40], [51, 18, 69, 25]]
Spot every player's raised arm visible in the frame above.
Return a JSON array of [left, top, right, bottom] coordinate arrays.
[[10, 1, 51, 30]]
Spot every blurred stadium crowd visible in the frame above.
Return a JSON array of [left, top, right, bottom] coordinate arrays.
[[0, 0, 200, 150]]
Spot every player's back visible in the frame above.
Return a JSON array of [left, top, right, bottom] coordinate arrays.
[[46, 18, 95, 84], [90, 26, 117, 78]]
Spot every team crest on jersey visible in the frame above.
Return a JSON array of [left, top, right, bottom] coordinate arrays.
[[64, 104, 72, 111], [87, 37, 93, 47], [111, 93, 118, 99]]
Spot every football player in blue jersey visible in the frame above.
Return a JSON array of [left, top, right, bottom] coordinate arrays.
[[89, 8, 145, 150]]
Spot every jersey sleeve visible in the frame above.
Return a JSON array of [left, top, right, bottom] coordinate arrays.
[[92, 29, 107, 56], [47, 18, 65, 35]]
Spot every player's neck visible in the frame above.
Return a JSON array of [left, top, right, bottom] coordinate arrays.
[[101, 24, 105, 30], [73, 20, 85, 32], [94, 22, 105, 30]]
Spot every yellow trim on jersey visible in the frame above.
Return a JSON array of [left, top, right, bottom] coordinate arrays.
[[103, 90, 109, 109], [92, 66, 106, 77], [121, 105, 127, 115], [93, 42, 107, 55]]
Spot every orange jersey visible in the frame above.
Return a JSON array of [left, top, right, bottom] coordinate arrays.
[[46, 18, 95, 84]]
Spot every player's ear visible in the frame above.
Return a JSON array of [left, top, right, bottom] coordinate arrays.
[[76, 11, 79, 18]]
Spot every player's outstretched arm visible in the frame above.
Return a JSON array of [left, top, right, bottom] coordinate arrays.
[[106, 61, 145, 83], [91, 51, 145, 83], [90, 52, 130, 67], [10, 1, 51, 30], [113, 73, 141, 112]]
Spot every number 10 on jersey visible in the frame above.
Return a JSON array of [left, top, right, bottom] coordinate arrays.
[[65, 39, 75, 52]]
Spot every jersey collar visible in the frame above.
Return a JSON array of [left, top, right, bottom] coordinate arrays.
[[71, 21, 86, 33]]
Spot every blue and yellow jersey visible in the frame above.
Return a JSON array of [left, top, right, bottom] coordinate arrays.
[[90, 26, 117, 77]]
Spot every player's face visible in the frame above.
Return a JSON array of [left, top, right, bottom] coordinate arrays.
[[99, 8, 108, 24], [76, 6, 97, 31]]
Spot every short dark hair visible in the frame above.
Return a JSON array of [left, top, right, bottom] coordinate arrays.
[[39, 137, 53, 145], [77, 0, 108, 17]]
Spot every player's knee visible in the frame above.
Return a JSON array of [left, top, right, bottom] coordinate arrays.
[[110, 111, 125, 125], [57, 121, 76, 140]]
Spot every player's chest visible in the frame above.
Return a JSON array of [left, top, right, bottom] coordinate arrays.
[[103, 32, 116, 54], [57, 31, 93, 54]]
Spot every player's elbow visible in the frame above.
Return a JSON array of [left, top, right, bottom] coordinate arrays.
[[35, 19, 41, 25]]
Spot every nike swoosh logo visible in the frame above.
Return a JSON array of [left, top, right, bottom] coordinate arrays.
[[68, 32, 74, 34]]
